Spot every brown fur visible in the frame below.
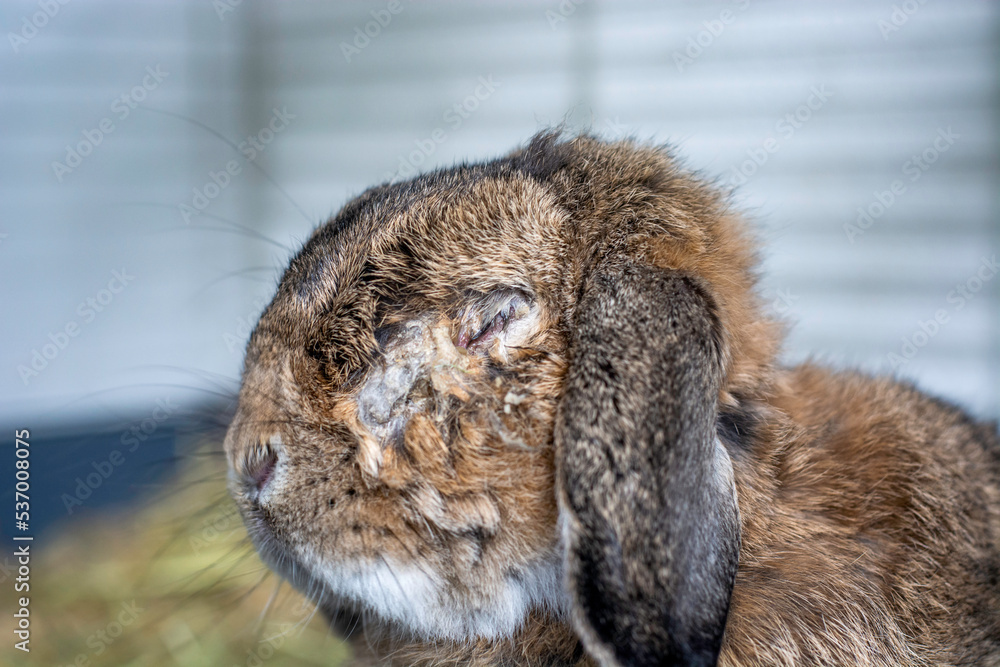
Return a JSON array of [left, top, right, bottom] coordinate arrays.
[[225, 133, 1000, 666]]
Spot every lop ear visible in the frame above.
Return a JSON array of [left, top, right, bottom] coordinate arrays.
[[556, 260, 740, 667]]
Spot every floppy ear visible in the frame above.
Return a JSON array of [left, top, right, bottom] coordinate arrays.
[[556, 259, 740, 667]]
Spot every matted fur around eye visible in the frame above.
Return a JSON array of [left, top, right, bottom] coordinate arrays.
[[456, 289, 534, 350], [307, 295, 378, 387]]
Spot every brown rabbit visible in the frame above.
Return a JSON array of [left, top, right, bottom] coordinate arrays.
[[224, 132, 1000, 666]]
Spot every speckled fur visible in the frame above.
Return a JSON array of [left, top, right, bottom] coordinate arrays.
[[225, 133, 1000, 666]]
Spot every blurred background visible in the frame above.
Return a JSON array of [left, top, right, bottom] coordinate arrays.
[[1, 1, 997, 664]]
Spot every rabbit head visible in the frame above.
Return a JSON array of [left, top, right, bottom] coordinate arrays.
[[225, 132, 782, 665]]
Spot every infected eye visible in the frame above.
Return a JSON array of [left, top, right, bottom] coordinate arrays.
[[459, 306, 512, 349], [457, 292, 531, 351]]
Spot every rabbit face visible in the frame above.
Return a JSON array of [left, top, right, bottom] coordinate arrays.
[[225, 172, 573, 641], [225, 133, 1000, 667]]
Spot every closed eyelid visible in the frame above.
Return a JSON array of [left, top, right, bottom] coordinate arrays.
[[457, 291, 532, 350]]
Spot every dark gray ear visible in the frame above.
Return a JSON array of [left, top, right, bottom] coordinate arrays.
[[556, 260, 740, 667]]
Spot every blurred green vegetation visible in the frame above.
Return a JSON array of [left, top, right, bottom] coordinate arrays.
[[1, 442, 352, 667]]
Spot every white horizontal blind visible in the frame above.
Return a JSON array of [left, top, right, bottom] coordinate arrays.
[[251, 0, 999, 418], [0, 1, 254, 424], [1, 0, 996, 426]]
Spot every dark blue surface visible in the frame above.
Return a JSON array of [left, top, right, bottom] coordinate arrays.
[[1, 418, 186, 544]]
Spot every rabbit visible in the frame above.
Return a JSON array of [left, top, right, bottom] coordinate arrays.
[[224, 132, 1000, 667]]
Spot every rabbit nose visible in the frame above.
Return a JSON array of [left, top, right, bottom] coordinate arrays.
[[240, 433, 282, 493], [249, 446, 278, 490]]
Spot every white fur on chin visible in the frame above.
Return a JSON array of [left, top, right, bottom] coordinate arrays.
[[304, 548, 566, 641]]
